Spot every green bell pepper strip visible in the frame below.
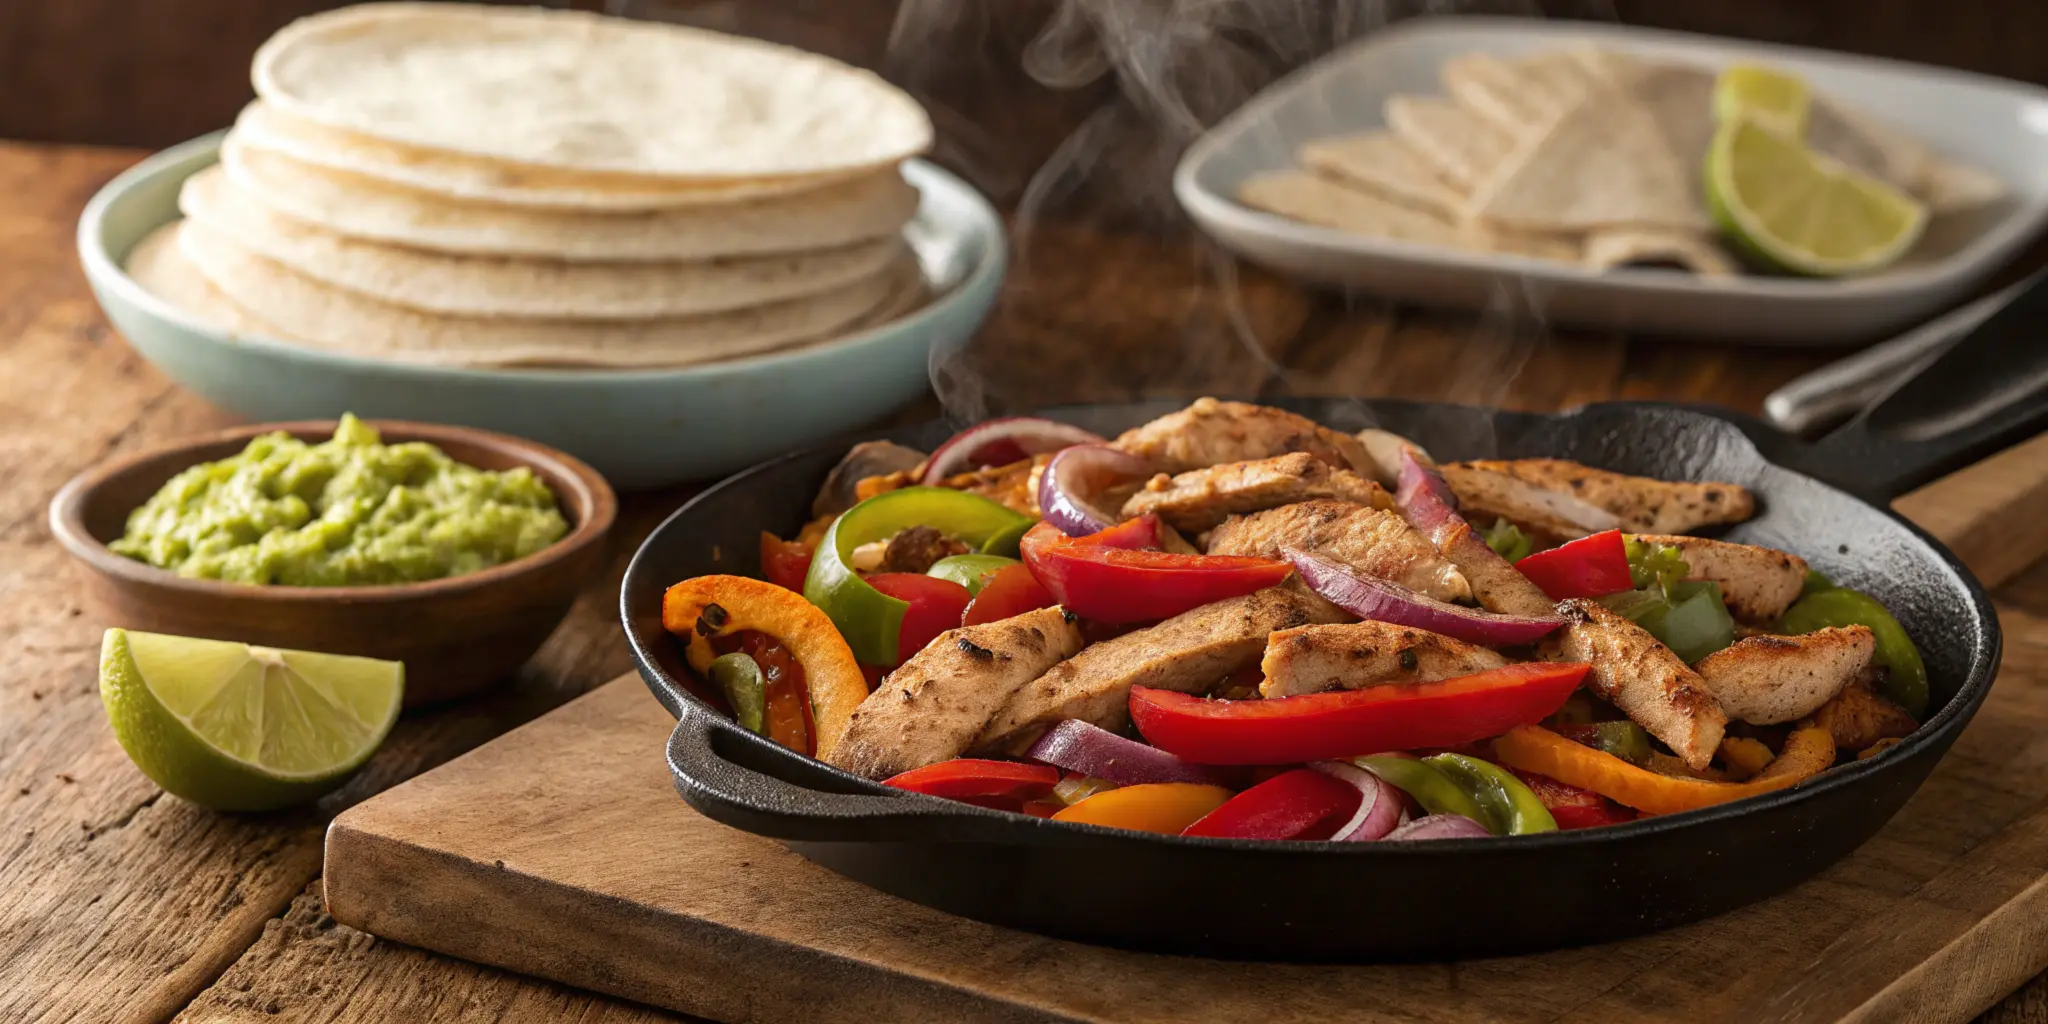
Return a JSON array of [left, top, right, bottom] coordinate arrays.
[[927, 554, 1019, 595], [981, 518, 1035, 557], [1623, 535, 1692, 593], [1603, 579, 1735, 664], [1484, 520, 1534, 563], [1780, 587, 1928, 718], [1559, 720, 1653, 765], [708, 653, 767, 736], [1354, 754, 1486, 823], [1802, 570, 1837, 596], [1423, 753, 1558, 836], [803, 487, 1034, 666]]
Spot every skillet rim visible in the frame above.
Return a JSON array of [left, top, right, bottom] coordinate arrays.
[[623, 397, 2001, 853]]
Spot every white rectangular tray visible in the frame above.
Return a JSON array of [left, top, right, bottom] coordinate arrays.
[[1174, 16, 2048, 344]]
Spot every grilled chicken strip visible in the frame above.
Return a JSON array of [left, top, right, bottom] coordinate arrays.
[[1207, 499, 1470, 603], [1120, 453, 1393, 534], [1632, 533, 1809, 622], [1112, 397, 1373, 475], [1258, 621, 1509, 698], [1693, 626, 1875, 725], [974, 587, 1346, 753], [1438, 463, 1621, 540], [1546, 598, 1728, 769], [827, 607, 1085, 779], [1447, 459, 1753, 534], [1812, 668, 1918, 752]]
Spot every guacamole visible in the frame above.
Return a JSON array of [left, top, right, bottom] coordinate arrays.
[[111, 415, 570, 586]]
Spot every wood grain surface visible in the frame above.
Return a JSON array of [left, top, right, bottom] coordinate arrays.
[[0, 116, 2043, 1024]]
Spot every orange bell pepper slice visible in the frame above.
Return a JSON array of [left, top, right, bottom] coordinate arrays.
[[663, 575, 868, 761], [1493, 722, 1836, 816], [1052, 783, 1234, 834]]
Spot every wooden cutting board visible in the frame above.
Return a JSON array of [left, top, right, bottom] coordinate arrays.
[[325, 438, 2048, 1024]]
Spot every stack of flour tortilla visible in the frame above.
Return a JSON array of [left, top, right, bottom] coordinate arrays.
[[125, 2, 934, 369], [1239, 46, 2006, 275]]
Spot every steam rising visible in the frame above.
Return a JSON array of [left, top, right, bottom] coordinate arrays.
[[898, 0, 1615, 447]]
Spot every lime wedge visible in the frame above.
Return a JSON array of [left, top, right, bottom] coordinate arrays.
[[1713, 63, 1812, 137], [1705, 116, 1928, 277], [99, 629, 402, 810]]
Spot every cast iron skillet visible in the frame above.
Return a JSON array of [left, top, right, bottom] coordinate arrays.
[[622, 287, 2048, 962]]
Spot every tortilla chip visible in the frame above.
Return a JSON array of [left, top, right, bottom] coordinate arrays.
[[1583, 226, 1739, 276], [1918, 156, 2007, 213], [1299, 131, 1465, 219], [1442, 51, 1597, 136], [1468, 92, 1708, 232], [1385, 95, 1519, 191], [1240, 170, 1464, 247], [1240, 171, 1578, 264]]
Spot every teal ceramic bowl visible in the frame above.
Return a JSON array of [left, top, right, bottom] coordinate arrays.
[[77, 132, 1006, 489]]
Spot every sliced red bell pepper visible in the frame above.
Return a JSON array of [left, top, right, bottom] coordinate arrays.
[[1020, 519, 1292, 624], [1130, 662, 1592, 766], [961, 562, 1057, 626], [1181, 768, 1361, 841], [1513, 529, 1632, 601], [883, 759, 1060, 801], [865, 573, 974, 665], [1508, 768, 1637, 830], [759, 531, 814, 592]]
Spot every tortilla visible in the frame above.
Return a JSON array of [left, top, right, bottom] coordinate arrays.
[[218, 137, 919, 262], [1468, 91, 1708, 232], [1297, 132, 1465, 219], [122, 221, 278, 334], [1239, 171, 1578, 261], [179, 165, 906, 320], [1918, 156, 2008, 214], [176, 220, 916, 369], [1582, 226, 1739, 276], [252, 2, 932, 180], [230, 102, 862, 212], [1384, 95, 1520, 191]]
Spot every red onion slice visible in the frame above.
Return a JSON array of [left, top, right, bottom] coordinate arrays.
[[1284, 547, 1563, 646], [1027, 719, 1225, 786], [1311, 761, 1405, 842], [921, 417, 1107, 484], [1395, 451, 1556, 618], [1384, 814, 1493, 841], [1039, 444, 1156, 537]]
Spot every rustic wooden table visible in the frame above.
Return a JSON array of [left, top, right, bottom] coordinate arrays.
[[3, 139, 2044, 1023]]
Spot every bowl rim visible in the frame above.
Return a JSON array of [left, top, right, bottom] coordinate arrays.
[[49, 417, 618, 603], [75, 131, 1008, 385]]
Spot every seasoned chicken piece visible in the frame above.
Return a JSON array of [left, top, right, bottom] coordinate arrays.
[[974, 587, 1346, 753], [1545, 598, 1728, 770], [1631, 533, 1809, 623], [1693, 626, 1875, 725], [1120, 453, 1393, 533], [1352, 428, 1432, 488], [814, 440, 926, 517], [1439, 463, 1622, 540], [1448, 458, 1753, 534], [1112, 397, 1373, 474], [827, 607, 1085, 779], [1207, 499, 1470, 603], [1258, 621, 1509, 698], [1812, 669, 1918, 752]]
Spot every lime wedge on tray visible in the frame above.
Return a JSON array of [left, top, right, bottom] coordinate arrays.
[[99, 628, 402, 811], [1713, 63, 1812, 137], [1705, 116, 1928, 277]]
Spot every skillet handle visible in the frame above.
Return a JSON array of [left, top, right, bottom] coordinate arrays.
[[1778, 269, 2048, 503], [664, 712, 1041, 845]]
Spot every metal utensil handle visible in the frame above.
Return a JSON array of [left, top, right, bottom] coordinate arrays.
[[664, 712, 1040, 844], [1783, 267, 2048, 502], [1763, 281, 2027, 437]]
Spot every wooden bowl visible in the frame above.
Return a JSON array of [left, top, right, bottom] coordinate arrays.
[[49, 420, 616, 706]]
